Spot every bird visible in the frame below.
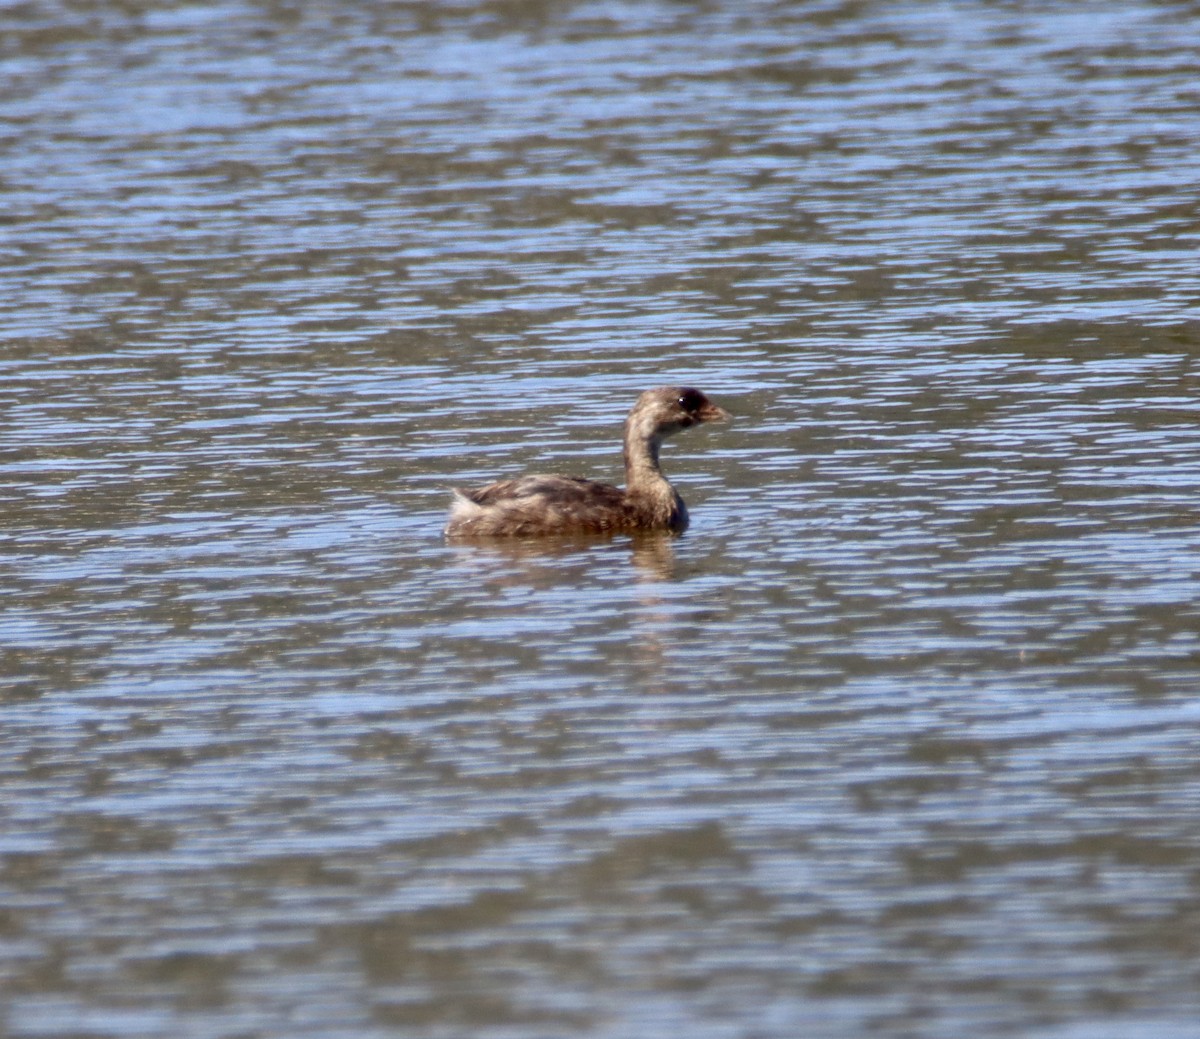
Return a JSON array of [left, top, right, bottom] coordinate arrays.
[[444, 386, 730, 538]]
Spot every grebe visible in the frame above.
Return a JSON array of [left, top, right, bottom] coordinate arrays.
[[444, 386, 730, 538]]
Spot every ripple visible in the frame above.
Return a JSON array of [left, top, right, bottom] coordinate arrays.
[[4, 1, 1200, 1036]]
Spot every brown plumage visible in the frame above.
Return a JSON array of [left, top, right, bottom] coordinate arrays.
[[444, 386, 731, 538]]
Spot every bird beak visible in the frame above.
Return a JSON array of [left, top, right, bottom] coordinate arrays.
[[697, 401, 732, 423]]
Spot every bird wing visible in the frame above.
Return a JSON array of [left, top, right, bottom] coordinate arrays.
[[464, 475, 624, 509]]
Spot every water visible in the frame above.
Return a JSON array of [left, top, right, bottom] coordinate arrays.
[[3, 1, 1200, 1036]]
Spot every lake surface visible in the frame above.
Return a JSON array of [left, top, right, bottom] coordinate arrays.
[[3, 1, 1200, 1036]]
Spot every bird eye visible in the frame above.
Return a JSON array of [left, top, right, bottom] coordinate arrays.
[[678, 389, 705, 412]]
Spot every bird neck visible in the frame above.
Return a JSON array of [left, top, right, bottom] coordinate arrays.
[[623, 420, 670, 494]]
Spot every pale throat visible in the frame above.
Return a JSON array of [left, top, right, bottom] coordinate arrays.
[[623, 416, 671, 492]]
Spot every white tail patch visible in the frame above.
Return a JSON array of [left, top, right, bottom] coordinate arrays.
[[444, 489, 483, 534]]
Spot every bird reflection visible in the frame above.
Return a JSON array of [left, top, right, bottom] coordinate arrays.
[[445, 532, 679, 688], [446, 531, 677, 581]]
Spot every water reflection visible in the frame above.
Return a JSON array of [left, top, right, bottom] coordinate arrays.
[[446, 532, 685, 694], [4, 0, 1200, 1036], [447, 531, 679, 583]]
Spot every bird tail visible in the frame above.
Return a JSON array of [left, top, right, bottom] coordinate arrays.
[[443, 489, 482, 535]]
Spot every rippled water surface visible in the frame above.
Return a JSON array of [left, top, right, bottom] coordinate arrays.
[[4, 1, 1200, 1036]]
